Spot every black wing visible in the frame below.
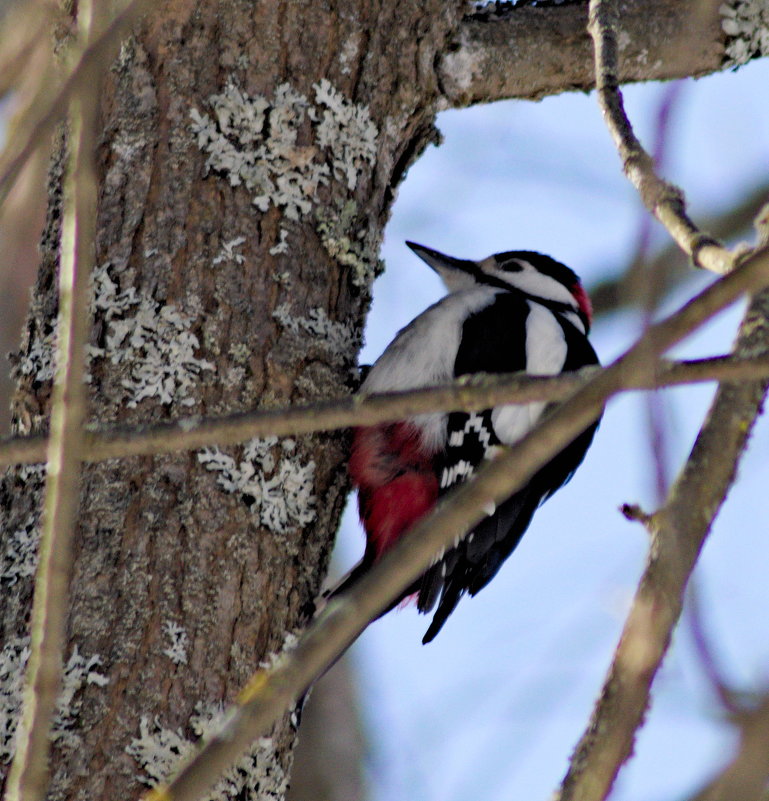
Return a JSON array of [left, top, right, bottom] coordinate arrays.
[[417, 294, 600, 643]]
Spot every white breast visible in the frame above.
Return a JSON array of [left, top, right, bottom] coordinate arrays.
[[362, 287, 501, 451]]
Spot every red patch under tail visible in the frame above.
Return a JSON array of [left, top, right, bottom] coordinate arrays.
[[350, 422, 439, 559]]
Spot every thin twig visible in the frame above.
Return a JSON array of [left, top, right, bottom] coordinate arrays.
[[686, 581, 740, 714], [142, 244, 769, 801], [634, 83, 684, 501], [619, 503, 651, 526], [559, 11, 769, 796], [756, 199, 769, 247], [0, 0, 147, 207], [688, 694, 769, 801], [624, 81, 685, 290], [589, 182, 769, 318], [2, 353, 769, 467], [555, 287, 769, 801], [2, 24, 100, 801], [587, 0, 734, 275], [0, 3, 58, 98]]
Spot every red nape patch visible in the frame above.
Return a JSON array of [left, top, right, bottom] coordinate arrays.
[[360, 472, 438, 557], [571, 282, 593, 326]]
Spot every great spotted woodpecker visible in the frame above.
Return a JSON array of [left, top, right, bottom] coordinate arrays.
[[334, 242, 600, 643]]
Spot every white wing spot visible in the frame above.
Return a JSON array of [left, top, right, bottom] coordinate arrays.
[[440, 459, 475, 489], [447, 413, 494, 452]]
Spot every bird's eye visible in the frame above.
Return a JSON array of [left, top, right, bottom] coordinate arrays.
[[494, 257, 524, 272]]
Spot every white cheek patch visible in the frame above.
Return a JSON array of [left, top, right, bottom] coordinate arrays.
[[490, 264, 578, 308], [475, 254, 587, 324]]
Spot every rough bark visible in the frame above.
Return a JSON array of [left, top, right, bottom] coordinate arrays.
[[1, 2, 456, 798], [438, 0, 725, 106]]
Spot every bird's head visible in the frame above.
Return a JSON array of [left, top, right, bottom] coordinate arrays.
[[406, 241, 593, 332]]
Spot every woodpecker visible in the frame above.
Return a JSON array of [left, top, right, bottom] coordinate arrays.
[[334, 242, 600, 643]]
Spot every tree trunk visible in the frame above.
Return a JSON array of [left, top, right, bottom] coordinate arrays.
[[0, 0, 741, 799], [1, 2, 454, 798]]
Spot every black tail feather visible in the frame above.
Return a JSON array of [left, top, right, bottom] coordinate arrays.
[[421, 575, 465, 644]]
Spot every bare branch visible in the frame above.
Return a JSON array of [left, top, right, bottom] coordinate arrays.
[[141, 245, 769, 801], [0, 2, 59, 98], [587, 0, 734, 275], [3, 35, 100, 801], [0, 0, 147, 207], [555, 287, 769, 801], [626, 82, 684, 501], [619, 503, 652, 526], [3, 354, 769, 467], [689, 694, 769, 801], [590, 183, 769, 318], [756, 198, 769, 246], [440, 0, 725, 106], [686, 582, 741, 714]]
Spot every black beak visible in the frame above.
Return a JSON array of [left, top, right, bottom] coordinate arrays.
[[406, 241, 475, 277]]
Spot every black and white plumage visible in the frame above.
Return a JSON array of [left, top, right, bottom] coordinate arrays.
[[337, 241, 600, 643]]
